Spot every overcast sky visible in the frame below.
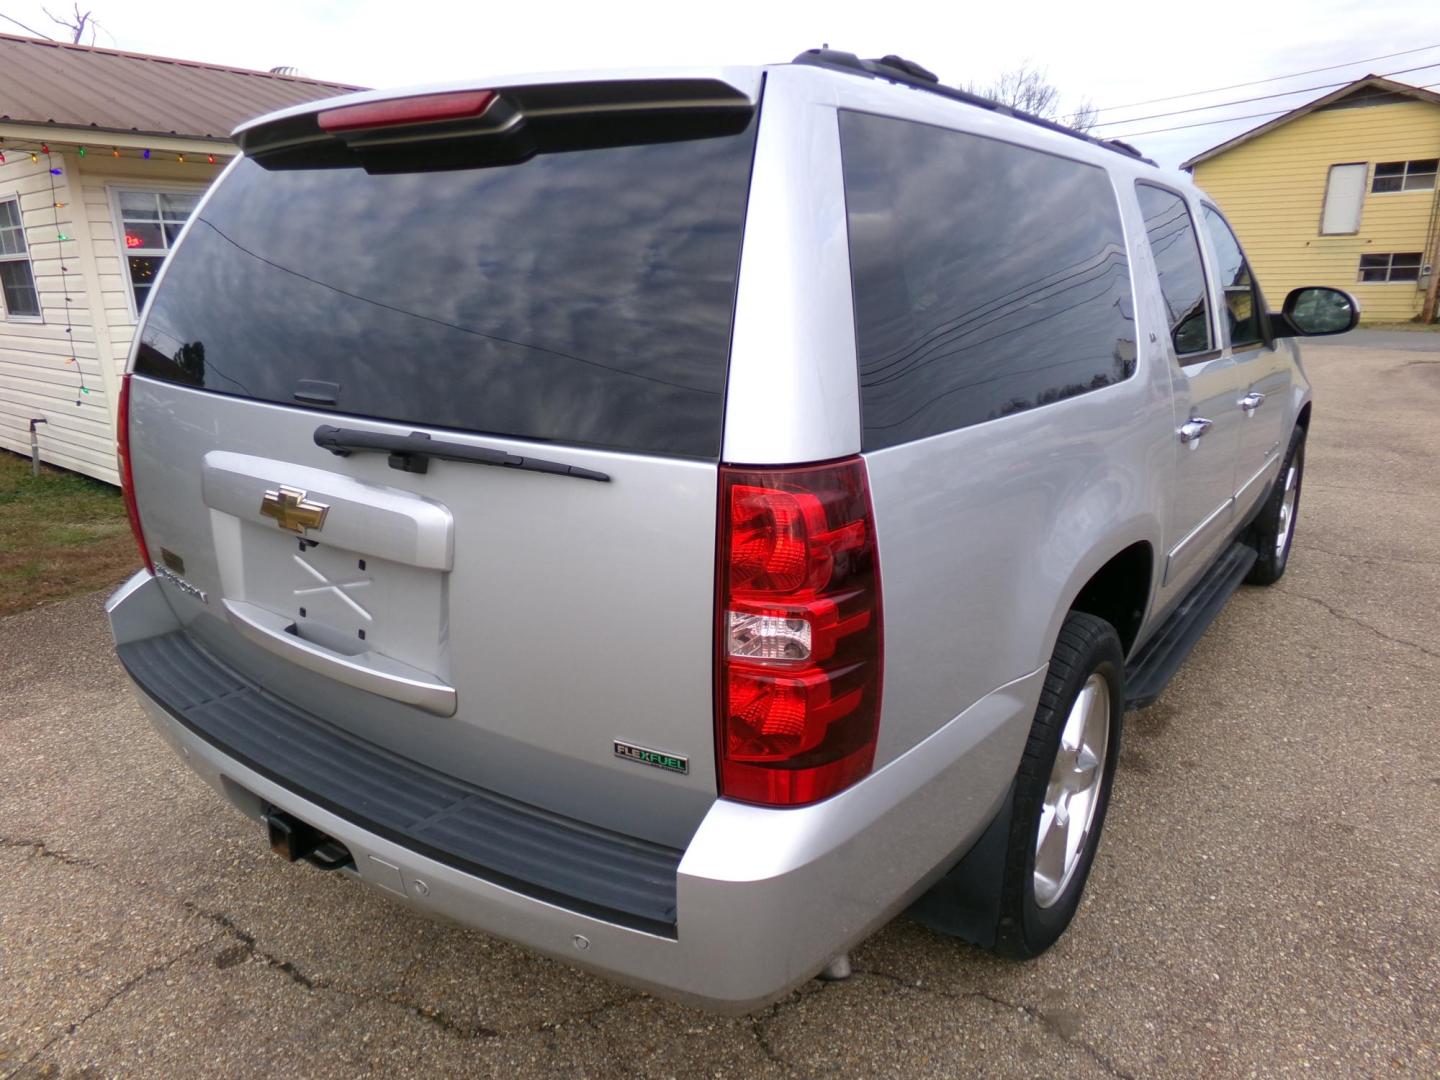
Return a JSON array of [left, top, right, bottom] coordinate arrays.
[[3, 0, 1437, 167]]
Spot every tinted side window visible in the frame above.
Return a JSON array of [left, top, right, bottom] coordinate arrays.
[[1201, 206, 1264, 348], [1135, 184, 1212, 358], [840, 112, 1136, 449]]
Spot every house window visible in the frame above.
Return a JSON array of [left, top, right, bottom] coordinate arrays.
[[115, 190, 201, 312], [1371, 159, 1438, 193], [0, 197, 40, 318], [1358, 253, 1423, 283], [1320, 163, 1367, 234]]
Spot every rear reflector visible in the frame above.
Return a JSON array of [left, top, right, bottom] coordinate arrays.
[[716, 458, 882, 806], [317, 90, 497, 133], [116, 374, 153, 574]]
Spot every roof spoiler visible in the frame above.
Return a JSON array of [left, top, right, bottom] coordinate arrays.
[[237, 74, 759, 172]]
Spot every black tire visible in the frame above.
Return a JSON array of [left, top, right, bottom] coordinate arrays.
[[993, 612, 1124, 959], [1245, 426, 1306, 586]]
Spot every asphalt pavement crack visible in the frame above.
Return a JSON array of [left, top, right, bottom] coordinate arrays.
[[183, 902, 319, 990], [3, 934, 223, 1080], [6, 845, 651, 1054], [179, 901, 648, 1044], [750, 1014, 790, 1072], [1282, 588, 1440, 664], [967, 988, 1138, 1080], [849, 967, 1138, 1080], [0, 837, 102, 870], [2, 845, 507, 1045], [1305, 482, 1427, 498], [372, 984, 645, 1042], [1303, 544, 1440, 569], [187, 903, 493, 1037], [741, 980, 832, 1076], [577, 992, 651, 1027], [379, 996, 501, 1040]]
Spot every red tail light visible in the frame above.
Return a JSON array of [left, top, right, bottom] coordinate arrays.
[[318, 90, 497, 133], [717, 458, 883, 806], [116, 374, 153, 574]]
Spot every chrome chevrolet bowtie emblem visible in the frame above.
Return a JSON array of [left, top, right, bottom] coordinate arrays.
[[260, 486, 329, 535]]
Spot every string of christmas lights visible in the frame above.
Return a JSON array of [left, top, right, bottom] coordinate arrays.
[[0, 136, 224, 166], [41, 145, 88, 405], [0, 141, 224, 404]]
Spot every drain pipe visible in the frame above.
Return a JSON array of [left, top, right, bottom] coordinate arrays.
[[28, 418, 46, 477]]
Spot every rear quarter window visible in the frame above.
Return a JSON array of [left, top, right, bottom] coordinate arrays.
[[134, 121, 759, 459], [1135, 184, 1214, 358], [839, 111, 1137, 450]]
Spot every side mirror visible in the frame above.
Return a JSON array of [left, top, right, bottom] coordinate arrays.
[[1273, 286, 1360, 338]]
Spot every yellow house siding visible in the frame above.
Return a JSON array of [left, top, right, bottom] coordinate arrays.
[[1193, 99, 1440, 323]]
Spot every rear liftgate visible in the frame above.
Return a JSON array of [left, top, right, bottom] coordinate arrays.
[[121, 72, 765, 904]]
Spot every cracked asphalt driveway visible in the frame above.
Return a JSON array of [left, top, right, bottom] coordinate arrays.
[[3, 331, 1438, 1078]]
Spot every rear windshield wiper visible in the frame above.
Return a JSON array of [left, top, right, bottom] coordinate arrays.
[[313, 425, 610, 482]]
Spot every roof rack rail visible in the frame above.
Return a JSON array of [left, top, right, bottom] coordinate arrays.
[[791, 48, 1158, 168]]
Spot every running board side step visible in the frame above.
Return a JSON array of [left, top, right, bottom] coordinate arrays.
[[1124, 541, 1257, 710]]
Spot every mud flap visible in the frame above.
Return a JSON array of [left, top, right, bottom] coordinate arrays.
[[905, 780, 1015, 948]]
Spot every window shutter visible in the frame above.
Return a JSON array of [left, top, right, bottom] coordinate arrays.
[[1320, 163, 1367, 234]]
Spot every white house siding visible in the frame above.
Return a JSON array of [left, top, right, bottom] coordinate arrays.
[[0, 148, 115, 480], [0, 145, 221, 483]]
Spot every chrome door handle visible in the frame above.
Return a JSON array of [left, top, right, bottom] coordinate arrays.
[[1239, 392, 1266, 413], [1179, 418, 1214, 443]]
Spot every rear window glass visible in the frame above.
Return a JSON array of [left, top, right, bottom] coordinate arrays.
[[839, 111, 1136, 450], [134, 122, 758, 459]]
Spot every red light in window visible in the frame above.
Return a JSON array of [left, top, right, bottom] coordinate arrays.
[[317, 90, 497, 133], [125, 233, 143, 249]]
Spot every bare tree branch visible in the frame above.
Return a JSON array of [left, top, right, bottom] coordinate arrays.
[[992, 65, 1060, 116], [1066, 100, 1099, 134], [42, 3, 96, 44], [968, 63, 1097, 133]]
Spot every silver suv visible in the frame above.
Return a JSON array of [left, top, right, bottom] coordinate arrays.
[[106, 50, 1357, 1012]]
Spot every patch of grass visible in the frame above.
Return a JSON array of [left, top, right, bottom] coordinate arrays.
[[0, 449, 138, 616], [42, 521, 128, 547], [7, 560, 45, 582]]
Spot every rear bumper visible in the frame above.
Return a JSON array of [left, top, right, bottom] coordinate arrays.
[[108, 570, 1041, 1012]]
